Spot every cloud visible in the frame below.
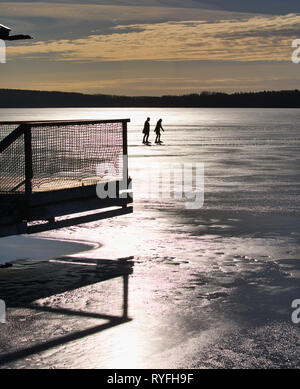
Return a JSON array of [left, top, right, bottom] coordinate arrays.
[[5, 0, 299, 14], [0, 1, 251, 23], [0, 1, 259, 41], [193, 0, 300, 15], [6, 13, 300, 62]]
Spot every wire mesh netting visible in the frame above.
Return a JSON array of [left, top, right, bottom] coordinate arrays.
[[0, 130, 25, 194], [0, 121, 125, 194], [31, 122, 124, 192], [0, 125, 18, 142]]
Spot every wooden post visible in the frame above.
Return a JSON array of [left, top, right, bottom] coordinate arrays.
[[121, 120, 129, 206], [24, 125, 33, 204], [122, 120, 128, 157]]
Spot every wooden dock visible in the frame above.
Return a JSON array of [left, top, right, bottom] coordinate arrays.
[[0, 119, 133, 237]]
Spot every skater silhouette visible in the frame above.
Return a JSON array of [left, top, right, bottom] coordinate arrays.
[[142, 117, 150, 144], [154, 119, 164, 144]]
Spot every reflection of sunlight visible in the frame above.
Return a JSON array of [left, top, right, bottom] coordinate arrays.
[[105, 325, 143, 369]]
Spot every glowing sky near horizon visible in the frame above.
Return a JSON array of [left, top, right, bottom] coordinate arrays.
[[1, 0, 300, 96]]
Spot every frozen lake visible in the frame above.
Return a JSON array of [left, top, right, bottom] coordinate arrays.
[[2, 107, 300, 214], [0, 108, 300, 368]]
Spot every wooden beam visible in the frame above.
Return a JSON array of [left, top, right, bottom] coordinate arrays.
[[27, 195, 132, 220], [27, 206, 133, 234], [0, 119, 130, 126], [28, 182, 118, 206], [24, 127, 33, 201], [0, 124, 28, 153]]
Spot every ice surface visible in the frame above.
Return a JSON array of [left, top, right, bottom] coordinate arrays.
[[0, 236, 96, 265], [0, 108, 300, 368]]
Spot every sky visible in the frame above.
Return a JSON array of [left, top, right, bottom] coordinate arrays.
[[1, 0, 300, 96]]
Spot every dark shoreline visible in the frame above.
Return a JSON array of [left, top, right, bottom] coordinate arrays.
[[2, 89, 300, 108]]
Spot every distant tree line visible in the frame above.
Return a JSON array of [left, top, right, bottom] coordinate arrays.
[[1, 89, 300, 108]]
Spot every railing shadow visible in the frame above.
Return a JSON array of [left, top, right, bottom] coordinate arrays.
[[0, 256, 134, 366]]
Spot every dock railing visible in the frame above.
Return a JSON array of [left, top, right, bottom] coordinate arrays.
[[0, 119, 132, 236]]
